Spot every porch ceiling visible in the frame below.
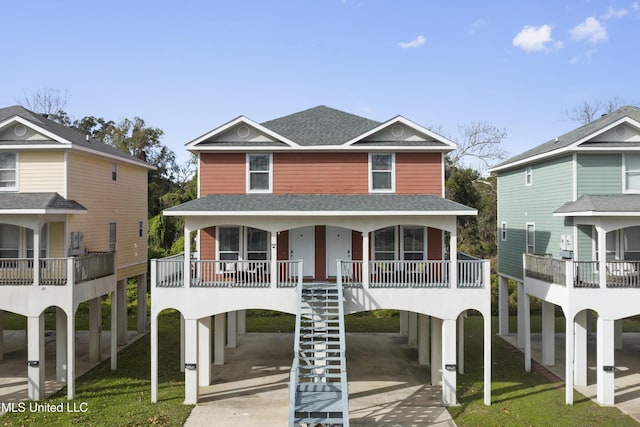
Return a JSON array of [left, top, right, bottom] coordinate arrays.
[[0, 192, 87, 214], [554, 194, 640, 217], [163, 194, 477, 217]]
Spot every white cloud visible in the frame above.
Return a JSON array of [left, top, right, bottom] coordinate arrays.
[[399, 35, 426, 49], [468, 19, 486, 35], [569, 56, 578, 64], [570, 16, 607, 43], [602, 6, 629, 19], [634, 2, 639, 11], [512, 24, 554, 52]]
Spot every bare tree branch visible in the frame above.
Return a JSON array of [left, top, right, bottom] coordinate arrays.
[[562, 97, 625, 125], [447, 121, 508, 171], [17, 87, 70, 116]]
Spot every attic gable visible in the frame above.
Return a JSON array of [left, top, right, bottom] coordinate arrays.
[[347, 116, 457, 150], [186, 116, 297, 150], [0, 115, 69, 147], [578, 118, 640, 146]]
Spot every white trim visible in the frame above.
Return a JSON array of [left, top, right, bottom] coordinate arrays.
[[185, 116, 299, 150], [197, 153, 201, 198], [622, 153, 640, 194], [572, 153, 577, 201], [0, 151, 18, 192], [0, 208, 87, 215], [0, 116, 73, 145], [63, 150, 68, 198], [188, 145, 453, 153], [368, 152, 396, 193], [525, 223, 535, 254], [400, 225, 428, 260], [441, 152, 445, 196], [371, 225, 398, 261], [216, 225, 242, 261], [246, 153, 273, 194], [165, 209, 478, 217], [554, 211, 640, 217]]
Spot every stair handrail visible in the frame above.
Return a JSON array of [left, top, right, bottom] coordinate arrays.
[[336, 260, 351, 427], [288, 264, 305, 426]]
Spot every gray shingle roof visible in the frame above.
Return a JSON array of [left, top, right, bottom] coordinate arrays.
[[0, 192, 86, 212], [0, 105, 152, 168], [165, 194, 476, 214], [554, 194, 640, 214], [261, 106, 380, 146], [493, 105, 640, 171]]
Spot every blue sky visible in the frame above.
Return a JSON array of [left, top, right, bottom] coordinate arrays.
[[1, 1, 639, 166]]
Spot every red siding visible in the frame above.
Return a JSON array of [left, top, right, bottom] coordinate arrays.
[[273, 152, 368, 194], [396, 152, 442, 196], [200, 227, 216, 260], [427, 227, 443, 259], [277, 231, 289, 260], [315, 226, 326, 279], [351, 231, 362, 261], [200, 153, 245, 194]]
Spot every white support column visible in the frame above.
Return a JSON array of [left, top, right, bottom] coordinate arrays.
[[151, 313, 158, 402], [483, 313, 492, 406], [442, 319, 457, 406], [408, 312, 418, 348], [565, 315, 575, 404], [400, 311, 409, 336], [227, 311, 237, 348], [27, 314, 45, 400], [597, 318, 615, 405], [596, 226, 607, 288], [541, 301, 555, 366], [0, 310, 3, 361], [137, 273, 147, 333], [117, 279, 128, 346], [418, 314, 430, 366], [498, 276, 509, 336], [111, 289, 118, 370], [430, 317, 442, 386], [362, 232, 370, 288], [33, 224, 40, 286], [89, 297, 102, 363], [524, 293, 531, 373], [270, 233, 278, 288], [180, 313, 185, 372], [517, 281, 525, 348], [614, 319, 623, 350], [184, 224, 192, 288], [458, 312, 465, 374], [574, 311, 587, 386], [237, 310, 246, 335], [184, 318, 199, 404], [449, 230, 457, 289], [67, 307, 76, 400], [214, 313, 226, 365], [198, 317, 211, 386], [586, 309, 593, 335]]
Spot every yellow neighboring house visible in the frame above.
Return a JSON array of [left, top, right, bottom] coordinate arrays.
[[0, 105, 153, 401]]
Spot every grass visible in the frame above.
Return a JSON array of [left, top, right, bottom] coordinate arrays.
[[1, 310, 639, 426]]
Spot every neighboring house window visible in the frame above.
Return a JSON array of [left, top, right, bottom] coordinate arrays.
[[0, 152, 17, 191], [374, 226, 396, 260], [111, 163, 118, 182], [624, 154, 640, 193], [0, 224, 19, 258], [369, 153, 395, 192], [402, 226, 425, 260], [247, 153, 271, 193], [246, 227, 268, 260], [138, 220, 144, 239], [109, 222, 117, 252], [26, 224, 48, 258], [526, 223, 535, 254], [218, 226, 240, 261], [501, 222, 507, 241], [624, 227, 640, 260], [525, 165, 532, 186]]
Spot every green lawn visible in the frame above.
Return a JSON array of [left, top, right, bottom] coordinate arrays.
[[1, 311, 638, 426]]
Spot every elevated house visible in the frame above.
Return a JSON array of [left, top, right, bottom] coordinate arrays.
[[491, 106, 640, 405], [0, 106, 153, 400], [150, 105, 491, 416]]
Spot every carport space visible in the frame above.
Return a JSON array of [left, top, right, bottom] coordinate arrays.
[[186, 332, 455, 426]]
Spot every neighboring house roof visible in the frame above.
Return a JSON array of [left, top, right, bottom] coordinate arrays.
[[164, 194, 476, 216], [0, 192, 87, 214], [0, 105, 154, 169], [186, 105, 456, 151], [490, 105, 640, 173], [554, 194, 640, 216]]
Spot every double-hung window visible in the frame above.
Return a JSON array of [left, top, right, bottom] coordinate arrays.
[[218, 227, 240, 261], [246, 227, 268, 260], [525, 165, 532, 186], [369, 153, 394, 192], [0, 224, 19, 258], [624, 155, 640, 193], [109, 222, 117, 252], [247, 153, 271, 193], [374, 226, 396, 260], [0, 153, 17, 191], [402, 226, 425, 260], [526, 223, 535, 254]]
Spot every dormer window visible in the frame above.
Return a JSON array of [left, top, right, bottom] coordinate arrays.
[[247, 153, 272, 193], [369, 153, 395, 192], [0, 153, 17, 191], [111, 163, 118, 182]]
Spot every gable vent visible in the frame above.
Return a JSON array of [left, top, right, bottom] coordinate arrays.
[[14, 124, 27, 137]]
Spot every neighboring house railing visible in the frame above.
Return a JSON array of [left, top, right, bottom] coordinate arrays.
[[524, 254, 640, 289], [0, 252, 115, 286]]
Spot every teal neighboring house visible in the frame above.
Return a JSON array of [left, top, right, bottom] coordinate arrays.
[[490, 105, 640, 406]]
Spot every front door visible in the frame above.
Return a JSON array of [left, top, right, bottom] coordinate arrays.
[[289, 226, 315, 277], [326, 226, 352, 277]]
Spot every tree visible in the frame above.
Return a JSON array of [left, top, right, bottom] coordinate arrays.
[[446, 121, 508, 173], [562, 97, 626, 125], [17, 87, 70, 117]]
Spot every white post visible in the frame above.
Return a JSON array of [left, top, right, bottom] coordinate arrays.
[[27, 314, 45, 400], [180, 313, 185, 372], [597, 226, 607, 288], [418, 314, 430, 365], [0, 310, 3, 361], [442, 319, 457, 406], [483, 313, 492, 406], [137, 273, 147, 333], [362, 232, 370, 288], [458, 312, 465, 374], [270, 233, 278, 288], [431, 317, 443, 386], [517, 281, 525, 348], [198, 317, 211, 386], [55, 308, 67, 382], [227, 311, 237, 348], [565, 315, 575, 404], [400, 311, 408, 336], [214, 313, 225, 365], [498, 276, 509, 335], [574, 311, 587, 386], [184, 318, 199, 404], [111, 289, 118, 371], [449, 229, 457, 289], [184, 224, 192, 288], [33, 223, 40, 286], [597, 317, 615, 405], [238, 310, 246, 335], [67, 306, 76, 400], [89, 297, 102, 363], [614, 319, 623, 350], [541, 301, 555, 366], [524, 292, 531, 373], [408, 311, 418, 348], [117, 279, 128, 345], [151, 313, 158, 402]]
